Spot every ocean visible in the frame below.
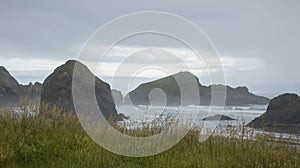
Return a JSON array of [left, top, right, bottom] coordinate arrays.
[[117, 104, 300, 142]]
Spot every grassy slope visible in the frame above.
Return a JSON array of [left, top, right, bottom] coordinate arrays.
[[0, 108, 299, 168]]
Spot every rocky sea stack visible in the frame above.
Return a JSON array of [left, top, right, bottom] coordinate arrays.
[[202, 114, 236, 121], [40, 60, 123, 121], [21, 82, 43, 103], [0, 66, 42, 108], [124, 71, 269, 106], [0, 66, 20, 107], [124, 71, 201, 106], [247, 93, 300, 134]]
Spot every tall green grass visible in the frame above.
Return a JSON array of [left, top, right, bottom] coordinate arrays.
[[0, 105, 299, 168]]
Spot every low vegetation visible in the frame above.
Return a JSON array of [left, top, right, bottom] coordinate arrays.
[[0, 105, 299, 168]]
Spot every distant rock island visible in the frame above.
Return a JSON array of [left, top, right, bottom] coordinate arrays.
[[0, 66, 42, 108], [248, 93, 300, 134], [40, 60, 124, 121], [203, 114, 236, 121], [111, 89, 124, 105], [124, 71, 269, 106]]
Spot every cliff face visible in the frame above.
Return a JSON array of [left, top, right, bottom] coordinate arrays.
[[0, 85, 19, 107], [0, 66, 43, 108], [21, 82, 43, 103], [124, 71, 269, 106], [111, 89, 124, 105], [40, 60, 123, 121], [0, 66, 20, 107], [247, 93, 300, 134], [0, 66, 20, 90]]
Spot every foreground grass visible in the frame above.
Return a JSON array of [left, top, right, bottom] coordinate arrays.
[[0, 109, 299, 168]]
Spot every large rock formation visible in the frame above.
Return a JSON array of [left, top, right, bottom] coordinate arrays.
[[124, 71, 269, 106], [0, 66, 20, 107], [0, 85, 19, 107], [20, 82, 43, 103], [0, 66, 20, 91], [247, 93, 300, 134], [40, 60, 123, 121], [0, 66, 42, 108], [124, 72, 201, 106]]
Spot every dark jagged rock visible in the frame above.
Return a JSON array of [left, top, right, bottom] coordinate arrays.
[[40, 60, 123, 121], [0, 66, 20, 91], [202, 114, 236, 121], [0, 66, 20, 107], [21, 82, 43, 103], [0, 66, 43, 108], [124, 71, 199, 106], [0, 85, 19, 107], [247, 93, 300, 134], [124, 71, 269, 106], [125, 71, 204, 106]]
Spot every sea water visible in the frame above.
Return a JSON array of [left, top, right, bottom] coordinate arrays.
[[116, 104, 300, 142]]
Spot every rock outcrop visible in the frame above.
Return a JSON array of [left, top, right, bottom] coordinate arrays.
[[212, 85, 269, 106], [0, 85, 19, 107], [247, 93, 300, 134], [0, 66, 43, 108], [0, 66, 20, 107], [203, 114, 236, 121], [40, 60, 123, 121], [124, 71, 269, 106], [111, 89, 124, 105], [124, 71, 200, 106], [20, 82, 43, 103], [0, 66, 20, 90]]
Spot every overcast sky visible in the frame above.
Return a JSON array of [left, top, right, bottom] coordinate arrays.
[[0, 0, 299, 97]]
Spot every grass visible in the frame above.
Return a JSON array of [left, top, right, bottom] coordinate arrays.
[[0, 105, 299, 168]]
